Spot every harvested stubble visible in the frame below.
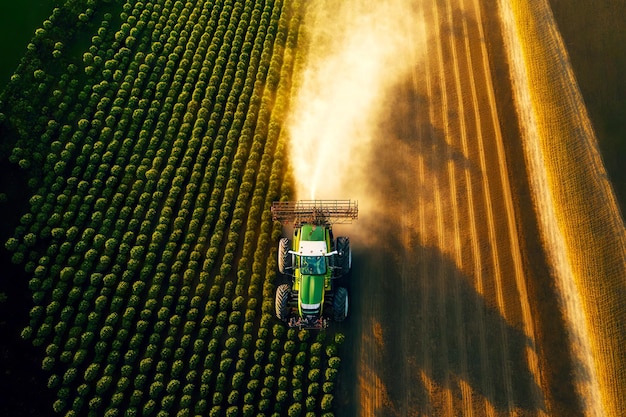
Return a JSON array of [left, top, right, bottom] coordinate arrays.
[[505, 0, 626, 415]]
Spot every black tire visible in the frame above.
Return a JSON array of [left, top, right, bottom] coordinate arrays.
[[335, 237, 351, 275], [278, 238, 292, 275], [275, 284, 292, 321], [333, 287, 348, 322]]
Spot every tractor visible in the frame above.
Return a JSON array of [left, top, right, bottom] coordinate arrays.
[[271, 200, 358, 329]]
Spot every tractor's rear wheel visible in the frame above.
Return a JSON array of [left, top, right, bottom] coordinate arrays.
[[336, 237, 351, 275], [333, 287, 348, 322], [278, 238, 292, 275], [275, 284, 292, 321]]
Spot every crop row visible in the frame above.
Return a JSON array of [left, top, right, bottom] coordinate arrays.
[[2, 0, 345, 416]]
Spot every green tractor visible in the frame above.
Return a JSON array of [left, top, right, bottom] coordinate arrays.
[[271, 200, 358, 329]]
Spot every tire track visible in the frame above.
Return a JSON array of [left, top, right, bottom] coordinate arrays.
[[421, 0, 545, 414], [466, 0, 546, 412], [445, 4, 498, 415], [425, 0, 496, 413], [448, 0, 518, 411], [437, 0, 495, 414], [412, 2, 435, 415], [405, 1, 431, 414], [437, 0, 474, 414], [427, 0, 455, 414]]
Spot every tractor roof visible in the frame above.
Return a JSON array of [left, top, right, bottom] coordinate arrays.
[[297, 240, 328, 256]]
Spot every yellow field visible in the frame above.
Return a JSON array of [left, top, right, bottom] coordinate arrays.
[[503, 0, 626, 415]]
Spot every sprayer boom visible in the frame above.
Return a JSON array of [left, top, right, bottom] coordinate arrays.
[[271, 200, 358, 225]]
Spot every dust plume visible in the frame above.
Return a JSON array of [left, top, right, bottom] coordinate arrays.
[[286, 0, 420, 206]]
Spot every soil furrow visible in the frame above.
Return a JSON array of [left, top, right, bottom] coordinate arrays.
[[429, 0, 456, 414], [440, 0, 474, 414], [328, 0, 604, 415], [468, 0, 546, 412]]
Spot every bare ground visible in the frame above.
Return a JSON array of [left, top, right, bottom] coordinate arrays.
[[333, 0, 584, 415]]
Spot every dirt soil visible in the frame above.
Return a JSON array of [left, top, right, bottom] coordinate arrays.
[[333, 0, 585, 415]]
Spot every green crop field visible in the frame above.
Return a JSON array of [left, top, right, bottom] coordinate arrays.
[[0, 0, 345, 416]]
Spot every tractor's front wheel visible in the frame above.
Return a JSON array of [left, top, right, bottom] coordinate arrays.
[[333, 287, 348, 322], [335, 237, 351, 275], [275, 284, 292, 321], [278, 238, 292, 275]]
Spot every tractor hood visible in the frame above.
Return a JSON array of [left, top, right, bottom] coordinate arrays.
[[299, 224, 325, 242], [295, 223, 329, 315], [299, 274, 324, 312]]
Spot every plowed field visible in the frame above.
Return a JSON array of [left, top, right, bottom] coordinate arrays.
[[284, 0, 626, 416], [336, 0, 547, 415]]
